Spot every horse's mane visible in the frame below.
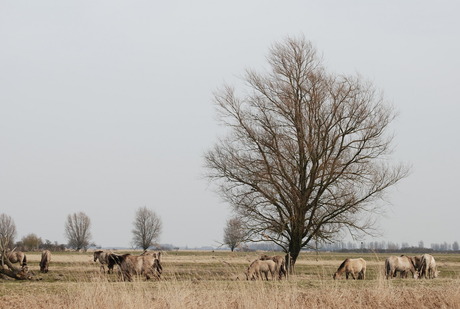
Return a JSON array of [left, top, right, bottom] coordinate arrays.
[[337, 258, 350, 271]]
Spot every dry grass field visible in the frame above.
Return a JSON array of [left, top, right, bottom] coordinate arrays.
[[1, 250, 460, 308]]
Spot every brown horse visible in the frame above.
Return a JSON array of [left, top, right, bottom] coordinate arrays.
[[385, 255, 418, 279], [109, 252, 162, 281], [40, 250, 51, 273], [6, 250, 27, 267], [333, 258, 366, 280], [260, 254, 287, 279], [246, 259, 276, 281]]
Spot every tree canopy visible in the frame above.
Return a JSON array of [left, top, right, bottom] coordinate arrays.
[[132, 206, 162, 250], [64, 212, 92, 251], [205, 36, 409, 266]]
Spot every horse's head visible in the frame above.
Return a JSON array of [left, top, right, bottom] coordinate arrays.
[[245, 268, 256, 281], [259, 254, 270, 260], [93, 251, 102, 262]]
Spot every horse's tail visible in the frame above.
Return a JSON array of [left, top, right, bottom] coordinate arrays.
[[279, 259, 287, 279], [154, 258, 163, 277], [22, 254, 27, 266], [419, 255, 427, 277]]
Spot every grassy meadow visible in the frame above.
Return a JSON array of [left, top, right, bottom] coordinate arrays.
[[1, 250, 460, 308]]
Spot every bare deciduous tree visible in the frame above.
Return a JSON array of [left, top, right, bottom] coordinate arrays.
[[132, 206, 162, 250], [223, 217, 245, 252], [0, 213, 32, 280], [64, 212, 92, 251], [0, 213, 16, 251], [205, 36, 410, 267]]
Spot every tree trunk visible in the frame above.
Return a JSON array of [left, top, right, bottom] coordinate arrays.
[[0, 254, 33, 280], [288, 240, 302, 272], [0, 267, 33, 280]]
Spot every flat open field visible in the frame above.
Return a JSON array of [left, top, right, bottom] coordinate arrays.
[[1, 250, 460, 308]]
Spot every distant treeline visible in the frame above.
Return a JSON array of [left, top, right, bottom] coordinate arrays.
[[330, 247, 460, 254], [14, 240, 66, 252], [318, 240, 460, 253], [234, 241, 460, 254]]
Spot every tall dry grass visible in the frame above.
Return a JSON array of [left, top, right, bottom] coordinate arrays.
[[2, 277, 459, 309]]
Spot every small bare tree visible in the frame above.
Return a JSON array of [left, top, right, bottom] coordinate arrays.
[[132, 206, 162, 250], [223, 217, 245, 251], [205, 36, 410, 268], [0, 213, 32, 279], [1, 213, 17, 267], [0, 213, 16, 252], [64, 212, 92, 251]]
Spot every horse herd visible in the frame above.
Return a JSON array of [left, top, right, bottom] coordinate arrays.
[[93, 250, 163, 281], [2, 249, 161, 281], [245, 254, 288, 280], [244, 253, 439, 281], [2, 250, 439, 282], [332, 254, 439, 280]]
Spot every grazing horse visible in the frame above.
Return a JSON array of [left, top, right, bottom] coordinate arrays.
[[5, 250, 27, 267], [385, 255, 418, 279], [94, 250, 114, 273], [333, 258, 366, 280], [40, 250, 51, 273], [260, 254, 287, 279], [109, 252, 162, 281], [246, 259, 276, 281], [419, 254, 439, 279]]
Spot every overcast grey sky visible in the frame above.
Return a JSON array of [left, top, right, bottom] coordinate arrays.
[[1, 1, 459, 249]]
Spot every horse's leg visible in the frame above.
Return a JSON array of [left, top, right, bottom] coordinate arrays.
[[350, 272, 356, 280]]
